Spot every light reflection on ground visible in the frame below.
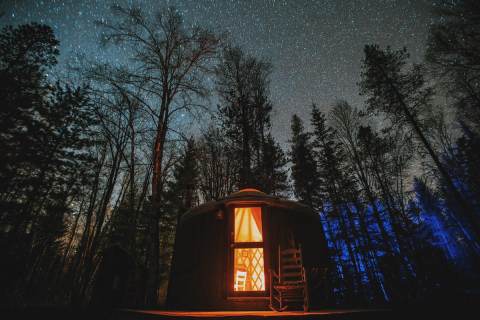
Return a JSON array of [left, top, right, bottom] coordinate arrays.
[[121, 309, 385, 318]]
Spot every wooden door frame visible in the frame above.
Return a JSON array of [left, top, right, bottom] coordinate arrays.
[[226, 202, 270, 298]]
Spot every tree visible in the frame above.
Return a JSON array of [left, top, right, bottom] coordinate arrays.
[[425, 0, 480, 260], [289, 114, 321, 209], [311, 105, 367, 303], [256, 133, 288, 196], [0, 24, 96, 304], [196, 126, 238, 201], [216, 46, 273, 189], [98, 5, 220, 303], [426, 0, 480, 131], [0, 23, 59, 201], [156, 138, 199, 296], [360, 44, 480, 245], [164, 138, 199, 219]]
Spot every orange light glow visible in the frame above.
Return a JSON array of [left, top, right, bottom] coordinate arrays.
[[233, 207, 265, 291], [234, 207, 263, 242], [130, 310, 370, 317], [234, 248, 265, 291]]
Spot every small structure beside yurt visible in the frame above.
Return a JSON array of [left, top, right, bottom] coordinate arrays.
[[166, 189, 328, 311]]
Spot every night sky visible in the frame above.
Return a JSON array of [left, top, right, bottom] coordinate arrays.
[[1, 0, 438, 144]]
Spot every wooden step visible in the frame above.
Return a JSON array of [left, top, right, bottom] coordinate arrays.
[[274, 285, 305, 290], [281, 248, 301, 255], [282, 269, 302, 277], [282, 257, 300, 264]]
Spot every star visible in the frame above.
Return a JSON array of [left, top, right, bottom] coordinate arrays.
[[0, 0, 435, 146]]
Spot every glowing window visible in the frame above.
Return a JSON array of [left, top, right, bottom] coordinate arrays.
[[233, 207, 265, 292], [234, 248, 265, 291], [234, 207, 263, 242]]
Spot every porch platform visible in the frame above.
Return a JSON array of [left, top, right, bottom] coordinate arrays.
[[115, 309, 390, 319]]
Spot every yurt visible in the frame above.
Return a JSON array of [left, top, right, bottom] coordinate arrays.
[[166, 189, 328, 310]]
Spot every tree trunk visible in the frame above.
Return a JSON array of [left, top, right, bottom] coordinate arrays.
[[148, 105, 169, 305]]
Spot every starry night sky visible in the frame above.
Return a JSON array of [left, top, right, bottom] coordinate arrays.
[[1, 0, 438, 144]]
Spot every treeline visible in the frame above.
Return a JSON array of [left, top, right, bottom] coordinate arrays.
[[0, 1, 479, 308]]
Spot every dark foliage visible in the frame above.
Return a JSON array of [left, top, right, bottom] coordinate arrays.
[[0, 23, 96, 305], [216, 46, 288, 194], [1, 1, 479, 310]]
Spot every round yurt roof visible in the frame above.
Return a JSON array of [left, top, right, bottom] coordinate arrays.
[[180, 189, 315, 223]]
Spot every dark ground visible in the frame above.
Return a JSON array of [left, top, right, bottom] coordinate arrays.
[[0, 302, 477, 320]]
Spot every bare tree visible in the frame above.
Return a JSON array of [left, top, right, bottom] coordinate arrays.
[[97, 5, 220, 303]]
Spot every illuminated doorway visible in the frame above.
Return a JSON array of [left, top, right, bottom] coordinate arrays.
[[232, 207, 266, 292]]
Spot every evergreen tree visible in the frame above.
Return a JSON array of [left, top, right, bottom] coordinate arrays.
[[158, 138, 199, 290], [454, 126, 480, 213], [256, 133, 289, 196], [426, 0, 480, 131], [289, 114, 321, 209], [164, 138, 199, 219], [426, 0, 480, 262], [360, 44, 480, 246], [310, 104, 344, 204], [0, 23, 59, 201], [0, 23, 96, 304], [196, 126, 238, 201], [216, 46, 273, 189]]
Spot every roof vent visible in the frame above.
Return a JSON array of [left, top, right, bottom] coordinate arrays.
[[238, 188, 263, 193], [228, 188, 267, 198]]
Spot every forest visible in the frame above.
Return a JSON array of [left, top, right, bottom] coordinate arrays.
[[0, 0, 479, 311]]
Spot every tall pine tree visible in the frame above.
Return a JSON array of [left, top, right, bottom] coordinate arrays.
[[289, 114, 321, 209], [216, 46, 286, 193]]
